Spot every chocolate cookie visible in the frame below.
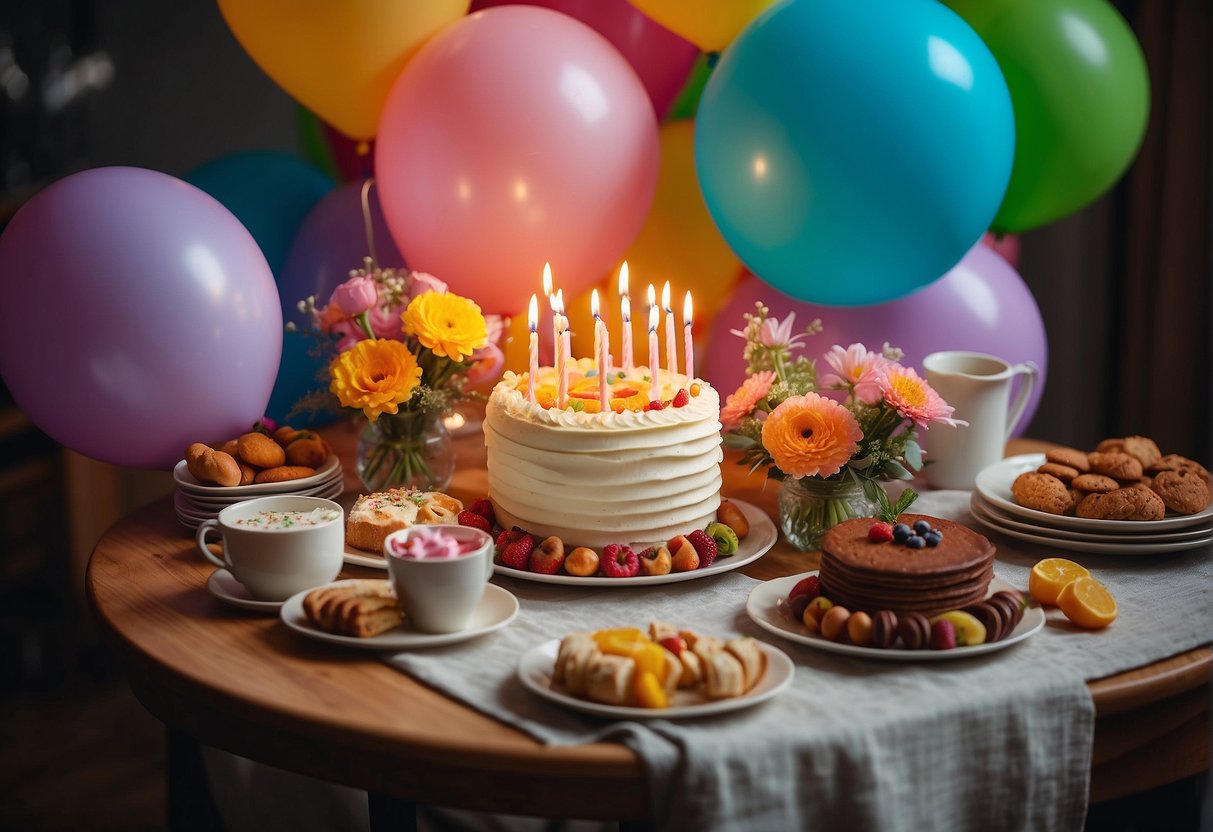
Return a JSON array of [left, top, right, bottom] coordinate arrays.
[[1151, 469, 1211, 515], [1088, 451, 1143, 482], [1038, 462, 1079, 483], [1071, 473, 1119, 494], [1045, 447, 1090, 472], [1011, 471, 1072, 515], [1075, 490, 1139, 520]]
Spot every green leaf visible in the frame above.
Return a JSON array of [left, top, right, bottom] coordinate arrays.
[[893, 487, 919, 516], [882, 460, 914, 480], [903, 439, 922, 470], [722, 433, 758, 450], [863, 477, 883, 503]]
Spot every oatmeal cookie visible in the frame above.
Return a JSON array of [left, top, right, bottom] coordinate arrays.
[[1150, 469, 1211, 515], [1075, 490, 1139, 521], [1045, 447, 1090, 473], [1087, 451, 1143, 482], [1011, 472, 1071, 515], [1120, 435, 1162, 469], [1071, 473, 1119, 494], [1147, 454, 1210, 483], [1038, 462, 1079, 483]]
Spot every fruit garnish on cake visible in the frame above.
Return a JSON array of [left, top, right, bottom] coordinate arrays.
[[551, 621, 767, 708]]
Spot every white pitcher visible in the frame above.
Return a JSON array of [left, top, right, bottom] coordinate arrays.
[[922, 351, 1039, 490]]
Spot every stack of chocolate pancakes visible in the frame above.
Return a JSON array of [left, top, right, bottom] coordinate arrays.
[[819, 514, 995, 616]]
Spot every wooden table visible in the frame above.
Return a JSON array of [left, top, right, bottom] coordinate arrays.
[[87, 427, 1210, 821]]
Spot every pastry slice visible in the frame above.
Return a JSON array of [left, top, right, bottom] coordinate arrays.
[[701, 650, 746, 700], [554, 633, 599, 697], [584, 654, 635, 706], [725, 637, 767, 692], [676, 650, 704, 689]]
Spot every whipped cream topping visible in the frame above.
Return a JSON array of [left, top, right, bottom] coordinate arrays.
[[386, 526, 469, 560]]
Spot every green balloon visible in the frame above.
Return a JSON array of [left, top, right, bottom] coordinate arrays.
[[945, 0, 1149, 233], [666, 52, 714, 122]]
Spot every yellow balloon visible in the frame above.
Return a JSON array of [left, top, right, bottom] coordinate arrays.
[[627, 0, 776, 53], [504, 120, 744, 376], [218, 0, 470, 141]]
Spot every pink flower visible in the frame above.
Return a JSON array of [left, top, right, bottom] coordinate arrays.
[[329, 318, 367, 352], [720, 371, 776, 431], [465, 342, 505, 389], [483, 314, 506, 346], [328, 276, 378, 316], [759, 313, 807, 349], [406, 271, 448, 298], [367, 302, 407, 339], [878, 365, 965, 429], [820, 343, 888, 404]]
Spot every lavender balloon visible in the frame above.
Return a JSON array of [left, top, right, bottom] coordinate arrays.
[[704, 243, 1048, 437], [0, 167, 282, 469]]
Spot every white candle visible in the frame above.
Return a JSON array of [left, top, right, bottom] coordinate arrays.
[[683, 291, 694, 381], [648, 304, 660, 402], [662, 281, 676, 383], [543, 262, 556, 364], [620, 295, 633, 375], [527, 294, 538, 405]]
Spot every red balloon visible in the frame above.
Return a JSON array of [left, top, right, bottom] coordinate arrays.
[[376, 6, 660, 315], [470, 0, 700, 119]]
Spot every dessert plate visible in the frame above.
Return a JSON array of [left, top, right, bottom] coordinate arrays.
[[206, 569, 283, 613], [970, 494, 1213, 542], [969, 499, 1213, 555], [746, 572, 1045, 662], [173, 455, 342, 496], [280, 581, 518, 651], [179, 472, 344, 508], [518, 637, 793, 719], [975, 454, 1213, 532]]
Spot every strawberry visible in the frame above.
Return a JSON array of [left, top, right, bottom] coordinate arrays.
[[788, 575, 821, 601], [672, 388, 690, 407], [457, 510, 492, 534], [686, 528, 718, 568], [867, 521, 894, 543], [658, 636, 686, 657], [645, 399, 665, 411], [496, 528, 526, 552], [601, 543, 640, 578], [499, 533, 535, 570], [468, 498, 496, 525]]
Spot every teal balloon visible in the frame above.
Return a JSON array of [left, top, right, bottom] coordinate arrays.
[[695, 0, 1015, 306], [185, 151, 335, 424], [944, 0, 1149, 234]]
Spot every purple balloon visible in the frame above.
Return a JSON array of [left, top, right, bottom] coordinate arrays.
[[0, 167, 282, 469], [280, 180, 403, 319], [704, 243, 1049, 436]]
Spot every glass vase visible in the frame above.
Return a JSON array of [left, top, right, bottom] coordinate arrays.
[[356, 410, 455, 493], [778, 476, 882, 552]]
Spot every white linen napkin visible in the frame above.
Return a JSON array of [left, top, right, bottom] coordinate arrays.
[[383, 490, 1213, 831]]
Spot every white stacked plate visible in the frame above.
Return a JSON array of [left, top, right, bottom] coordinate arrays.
[[173, 455, 345, 529], [970, 454, 1213, 555]]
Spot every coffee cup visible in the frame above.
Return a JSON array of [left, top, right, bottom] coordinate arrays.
[[922, 351, 1039, 490], [384, 525, 493, 634], [195, 495, 345, 601]]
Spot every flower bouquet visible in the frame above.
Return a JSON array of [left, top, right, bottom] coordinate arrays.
[[721, 303, 964, 550], [294, 258, 501, 491]]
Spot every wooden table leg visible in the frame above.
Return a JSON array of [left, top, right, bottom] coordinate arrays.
[[368, 792, 417, 832]]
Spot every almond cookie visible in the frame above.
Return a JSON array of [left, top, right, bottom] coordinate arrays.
[[1150, 469, 1211, 515], [1119, 435, 1162, 469], [237, 431, 286, 469], [253, 465, 316, 484], [1087, 451, 1143, 482], [1075, 490, 1139, 520], [1038, 463, 1079, 483], [1011, 471, 1071, 515], [1122, 486, 1165, 521], [1071, 473, 1119, 494], [1045, 447, 1090, 473]]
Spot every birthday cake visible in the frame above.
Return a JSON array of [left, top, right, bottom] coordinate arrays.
[[484, 362, 723, 549]]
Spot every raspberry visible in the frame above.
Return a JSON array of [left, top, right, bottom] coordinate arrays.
[[672, 388, 690, 407], [499, 533, 535, 570], [458, 510, 491, 534], [601, 543, 639, 578], [867, 521, 894, 543], [788, 575, 821, 601], [468, 498, 496, 524], [645, 399, 665, 411], [686, 528, 718, 568]]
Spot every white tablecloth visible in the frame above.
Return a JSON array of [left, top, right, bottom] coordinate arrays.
[[384, 490, 1213, 831]]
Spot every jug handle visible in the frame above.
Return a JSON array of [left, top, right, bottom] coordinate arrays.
[[1005, 361, 1039, 440]]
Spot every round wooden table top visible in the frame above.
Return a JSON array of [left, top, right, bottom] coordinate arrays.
[[87, 426, 1210, 819]]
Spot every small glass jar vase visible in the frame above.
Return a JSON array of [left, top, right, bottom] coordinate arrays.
[[356, 410, 455, 493], [778, 476, 881, 552]]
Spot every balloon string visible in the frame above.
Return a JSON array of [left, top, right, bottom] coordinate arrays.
[[361, 178, 378, 268]]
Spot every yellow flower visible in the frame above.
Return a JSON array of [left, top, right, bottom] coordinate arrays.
[[762, 393, 863, 479], [402, 291, 488, 361], [329, 339, 422, 421]]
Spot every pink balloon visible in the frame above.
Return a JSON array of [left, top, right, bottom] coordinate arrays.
[[705, 243, 1048, 437], [469, 0, 700, 118], [375, 6, 660, 315], [0, 167, 282, 469], [980, 231, 1020, 268]]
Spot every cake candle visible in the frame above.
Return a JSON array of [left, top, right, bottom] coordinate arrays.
[[597, 317, 609, 410], [543, 262, 556, 364], [648, 303, 660, 402], [527, 294, 538, 405], [554, 293, 569, 409], [618, 261, 632, 374], [662, 281, 676, 382], [591, 289, 602, 372], [683, 291, 694, 380]]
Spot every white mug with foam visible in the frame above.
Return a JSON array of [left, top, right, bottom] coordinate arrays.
[[922, 351, 1039, 490]]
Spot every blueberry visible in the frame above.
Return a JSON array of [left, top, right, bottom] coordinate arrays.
[[912, 520, 932, 536], [924, 531, 942, 547], [905, 534, 926, 549], [892, 523, 911, 543]]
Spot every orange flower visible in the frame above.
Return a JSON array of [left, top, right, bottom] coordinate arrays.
[[721, 371, 775, 431], [761, 393, 862, 479], [329, 338, 422, 421]]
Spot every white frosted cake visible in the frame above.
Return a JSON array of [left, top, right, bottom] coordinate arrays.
[[485, 365, 723, 548]]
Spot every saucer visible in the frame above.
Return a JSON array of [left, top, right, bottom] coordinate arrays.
[[206, 569, 284, 613]]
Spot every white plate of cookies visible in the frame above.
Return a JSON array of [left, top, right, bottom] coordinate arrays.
[[975, 453, 1213, 533]]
